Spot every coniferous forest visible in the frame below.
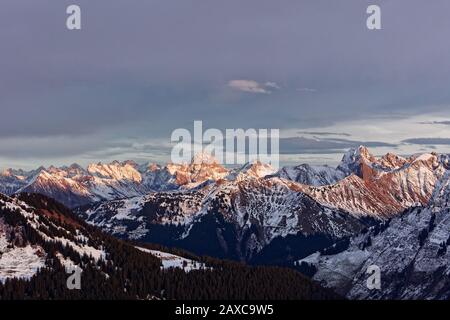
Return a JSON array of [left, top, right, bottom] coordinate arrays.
[[0, 193, 340, 300]]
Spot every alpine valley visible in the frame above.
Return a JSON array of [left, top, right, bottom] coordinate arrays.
[[1, 146, 450, 300]]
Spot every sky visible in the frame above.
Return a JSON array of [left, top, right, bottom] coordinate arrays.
[[2, 0, 450, 170]]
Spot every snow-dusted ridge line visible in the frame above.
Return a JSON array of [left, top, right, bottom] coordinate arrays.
[[299, 161, 450, 300], [75, 147, 450, 266], [0, 194, 107, 282], [0, 152, 235, 208], [136, 247, 208, 272], [78, 172, 369, 263]]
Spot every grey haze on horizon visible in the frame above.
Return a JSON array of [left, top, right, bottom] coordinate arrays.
[[2, 0, 450, 170]]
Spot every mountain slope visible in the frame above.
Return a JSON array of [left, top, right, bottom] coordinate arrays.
[[0, 192, 339, 300], [299, 155, 450, 299], [275, 164, 346, 186], [75, 147, 448, 267], [77, 174, 369, 264], [296, 147, 443, 217], [0, 168, 36, 195]]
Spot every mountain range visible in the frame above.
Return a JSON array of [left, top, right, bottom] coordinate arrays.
[[1, 146, 450, 299], [2, 146, 439, 214], [0, 152, 230, 208], [0, 192, 338, 300], [300, 154, 450, 299]]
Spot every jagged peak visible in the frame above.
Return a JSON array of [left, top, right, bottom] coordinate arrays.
[[69, 162, 83, 168], [379, 152, 407, 169], [356, 145, 372, 157], [191, 151, 220, 165], [228, 160, 276, 180], [339, 146, 375, 170], [240, 160, 263, 169], [338, 146, 413, 173], [140, 162, 161, 173], [87, 160, 140, 171], [242, 160, 275, 171], [148, 163, 161, 171], [381, 152, 402, 160], [58, 163, 84, 171], [46, 165, 61, 174], [83, 160, 143, 185], [121, 160, 139, 167], [407, 153, 441, 170], [352, 145, 376, 161], [34, 166, 46, 173], [409, 152, 436, 162], [32, 169, 54, 181], [3, 167, 40, 177], [1, 168, 20, 176]]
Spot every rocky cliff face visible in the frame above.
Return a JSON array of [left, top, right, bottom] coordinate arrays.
[[299, 155, 450, 300]]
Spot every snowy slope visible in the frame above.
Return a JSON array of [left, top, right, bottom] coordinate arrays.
[[75, 147, 450, 265], [299, 156, 450, 299], [296, 148, 443, 217], [0, 193, 107, 283], [136, 247, 207, 272], [78, 175, 368, 262], [275, 164, 346, 186], [227, 161, 277, 180], [0, 225, 45, 283], [0, 191, 215, 287]]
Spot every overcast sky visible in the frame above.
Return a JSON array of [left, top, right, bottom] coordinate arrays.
[[2, 0, 450, 170]]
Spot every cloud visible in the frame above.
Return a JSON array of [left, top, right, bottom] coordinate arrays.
[[0, 135, 174, 169], [228, 80, 278, 94], [3, 1, 450, 168], [296, 88, 317, 93], [265, 82, 281, 89], [296, 131, 351, 137], [0, 136, 121, 160], [419, 121, 450, 126], [279, 136, 396, 154], [402, 138, 450, 145]]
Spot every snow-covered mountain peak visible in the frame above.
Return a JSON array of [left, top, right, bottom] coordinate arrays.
[[87, 161, 142, 183], [338, 146, 424, 179], [162, 152, 229, 188], [244, 160, 276, 177], [47, 165, 60, 173], [145, 163, 161, 172], [229, 161, 277, 180], [355, 145, 375, 160], [379, 152, 407, 169], [121, 160, 139, 167], [408, 152, 440, 168], [59, 163, 84, 172], [1, 169, 13, 176], [341, 146, 375, 165], [191, 151, 220, 165], [64, 163, 87, 177], [1, 168, 29, 179], [69, 163, 83, 169], [275, 163, 346, 187], [34, 169, 53, 180], [1, 147, 449, 212], [338, 146, 376, 176]]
